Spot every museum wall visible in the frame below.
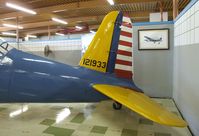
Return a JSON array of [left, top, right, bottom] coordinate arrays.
[[5, 33, 95, 66], [173, 0, 199, 135], [31, 50, 81, 66], [9, 39, 82, 66], [29, 33, 82, 41], [133, 22, 174, 98], [26, 40, 81, 66]]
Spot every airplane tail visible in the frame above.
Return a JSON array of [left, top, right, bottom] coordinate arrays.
[[79, 11, 133, 80]]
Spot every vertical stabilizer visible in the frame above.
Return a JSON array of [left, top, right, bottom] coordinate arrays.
[[79, 11, 119, 73], [79, 11, 133, 80]]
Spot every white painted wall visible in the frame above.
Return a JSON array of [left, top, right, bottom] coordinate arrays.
[[133, 23, 173, 98], [81, 33, 95, 54], [150, 12, 168, 22], [8, 39, 82, 66], [174, 0, 199, 135]]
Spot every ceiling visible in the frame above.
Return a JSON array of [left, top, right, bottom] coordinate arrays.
[[0, 0, 190, 37]]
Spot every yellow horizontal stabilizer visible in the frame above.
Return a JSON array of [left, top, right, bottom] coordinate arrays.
[[93, 84, 187, 127]]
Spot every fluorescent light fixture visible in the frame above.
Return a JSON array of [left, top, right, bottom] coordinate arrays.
[[6, 2, 37, 15], [1, 17, 16, 21], [107, 0, 114, 5], [52, 18, 68, 25], [3, 23, 23, 29], [27, 34, 37, 38], [55, 32, 65, 36], [75, 26, 82, 30], [53, 9, 66, 13], [2, 32, 17, 36], [90, 30, 95, 34]]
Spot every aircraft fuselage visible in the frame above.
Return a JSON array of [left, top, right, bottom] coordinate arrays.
[[0, 49, 141, 102]]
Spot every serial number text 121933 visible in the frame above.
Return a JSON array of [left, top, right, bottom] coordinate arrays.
[[83, 58, 106, 68]]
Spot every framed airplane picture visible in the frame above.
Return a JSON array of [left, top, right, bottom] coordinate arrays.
[[138, 28, 169, 50]]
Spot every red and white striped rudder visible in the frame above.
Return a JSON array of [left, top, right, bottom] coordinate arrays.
[[114, 15, 133, 80]]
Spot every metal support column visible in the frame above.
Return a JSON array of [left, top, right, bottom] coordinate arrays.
[[158, 1, 164, 21], [16, 16, 19, 49], [48, 23, 51, 40], [173, 0, 179, 20]]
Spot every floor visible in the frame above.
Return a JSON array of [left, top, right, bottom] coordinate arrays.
[[0, 99, 192, 136]]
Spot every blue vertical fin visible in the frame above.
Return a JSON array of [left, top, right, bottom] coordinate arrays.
[[106, 12, 123, 73]]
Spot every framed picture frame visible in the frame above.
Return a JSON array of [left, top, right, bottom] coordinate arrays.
[[138, 29, 169, 50]]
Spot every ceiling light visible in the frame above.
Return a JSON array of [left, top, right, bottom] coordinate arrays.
[[3, 23, 23, 29], [75, 26, 82, 30], [90, 30, 95, 34], [27, 34, 37, 38], [1, 17, 16, 21], [6, 2, 37, 15], [55, 33, 65, 36], [53, 9, 66, 13], [2, 32, 17, 36], [107, 0, 114, 5], [52, 18, 68, 25]]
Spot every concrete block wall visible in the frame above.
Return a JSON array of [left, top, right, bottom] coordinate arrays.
[[173, 0, 199, 135], [9, 39, 82, 66], [174, 1, 199, 46]]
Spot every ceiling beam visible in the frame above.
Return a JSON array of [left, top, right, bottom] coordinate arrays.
[[19, 24, 100, 35], [128, 10, 173, 18], [0, 10, 173, 32], [0, 0, 173, 20], [179, 0, 190, 11], [115, 0, 171, 4], [173, 0, 179, 19], [0, 15, 99, 31], [0, 0, 108, 20]]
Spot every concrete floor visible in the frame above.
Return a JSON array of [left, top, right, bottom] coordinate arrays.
[[0, 99, 192, 136]]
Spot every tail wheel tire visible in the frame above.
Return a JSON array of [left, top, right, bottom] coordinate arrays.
[[113, 101, 122, 110]]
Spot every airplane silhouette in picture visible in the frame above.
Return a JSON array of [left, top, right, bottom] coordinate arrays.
[[144, 36, 163, 44], [0, 11, 187, 127]]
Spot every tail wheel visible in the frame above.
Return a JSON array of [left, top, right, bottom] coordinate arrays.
[[113, 101, 122, 110]]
